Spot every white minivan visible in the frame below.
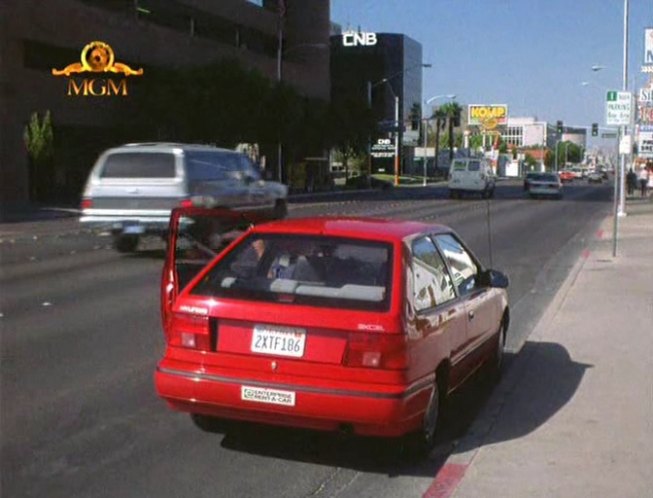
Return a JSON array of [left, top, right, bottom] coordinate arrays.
[[448, 158, 496, 199]]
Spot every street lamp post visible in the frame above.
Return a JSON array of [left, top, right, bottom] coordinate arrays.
[[422, 94, 456, 186]]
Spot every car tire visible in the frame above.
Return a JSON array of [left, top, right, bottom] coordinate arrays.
[[449, 190, 457, 199], [403, 378, 444, 457], [113, 234, 139, 253], [488, 322, 506, 382], [273, 199, 288, 220]]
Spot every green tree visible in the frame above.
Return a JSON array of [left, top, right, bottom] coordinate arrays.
[[439, 102, 463, 163], [23, 110, 54, 201]]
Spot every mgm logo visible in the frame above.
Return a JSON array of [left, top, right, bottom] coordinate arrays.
[[52, 41, 143, 97]]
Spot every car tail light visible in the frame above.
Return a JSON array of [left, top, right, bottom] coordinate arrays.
[[179, 198, 194, 208], [81, 198, 93, 210], [344, 332, 407, 369], [169, 312, 210, 350]]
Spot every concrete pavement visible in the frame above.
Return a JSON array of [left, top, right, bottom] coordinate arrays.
[[427, 197, 653, 498]]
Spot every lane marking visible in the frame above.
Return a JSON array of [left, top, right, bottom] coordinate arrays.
[[423, 463, 468, 498]]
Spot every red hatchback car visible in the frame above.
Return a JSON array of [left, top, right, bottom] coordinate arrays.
[[155, 208, 510, 451]]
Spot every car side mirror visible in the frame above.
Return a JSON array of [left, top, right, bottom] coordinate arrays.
[[479, 269, 509, 288]]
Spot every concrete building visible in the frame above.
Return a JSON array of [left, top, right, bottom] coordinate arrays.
[[1, 0, 329, 208], [562, 127, 588, 149], [503, 116, 558, 149], [330, 32, 424, 174]]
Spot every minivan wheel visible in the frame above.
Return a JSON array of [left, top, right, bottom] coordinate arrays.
[[113, 234, 139, 253]]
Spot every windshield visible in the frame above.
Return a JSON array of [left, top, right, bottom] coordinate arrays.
[[191, 235, 392, 311]]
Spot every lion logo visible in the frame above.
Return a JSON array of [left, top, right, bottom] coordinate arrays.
[[52, 41, 143, 77]]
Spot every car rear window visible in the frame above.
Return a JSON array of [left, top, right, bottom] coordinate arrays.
[[467, 161, 481, 172], [100, 152, 176, 178], [191, 235, 392, 311], [185, 151, 249, 182]]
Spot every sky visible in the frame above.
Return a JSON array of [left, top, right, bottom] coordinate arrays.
[[331, 0, 652, 147]]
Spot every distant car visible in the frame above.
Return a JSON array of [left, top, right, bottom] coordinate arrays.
[[156, 211, 510, 454], [570, 168, 584, 179], [587, 171, 603, 183], [80, 143, 288, 253], [558, 170, 575, 183], [527, 173, 562, 199], [448, 158, 495, 198]]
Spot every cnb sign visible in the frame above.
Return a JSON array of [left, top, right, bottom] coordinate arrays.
[[52, 41, 143, 96], [342, 32, 378, 47], [468, 105, 508, 129]]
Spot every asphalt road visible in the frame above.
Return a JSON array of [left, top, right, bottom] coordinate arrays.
[[0, 180, 612, 498]]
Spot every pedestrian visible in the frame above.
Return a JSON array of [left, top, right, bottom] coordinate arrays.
[[626, 168, 637, 196], [638, 167, 650, 197]]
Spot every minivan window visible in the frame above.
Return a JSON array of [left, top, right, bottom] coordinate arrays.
[[101, 152, 176, 178], [191, 235, 392, 311], [185, 151, 245, 182], [468, 161, 481, 172], [452, 160, 467, 171]]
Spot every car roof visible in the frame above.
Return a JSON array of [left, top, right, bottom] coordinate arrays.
[[104, 142, 238, 154], [249, 217, 451, 242]]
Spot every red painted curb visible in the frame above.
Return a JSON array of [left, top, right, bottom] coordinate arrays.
[[423, 463, 469, 498]]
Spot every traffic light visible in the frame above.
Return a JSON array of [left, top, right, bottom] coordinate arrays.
[[591, 123, 598, 137], [556, 120, 564, 135]]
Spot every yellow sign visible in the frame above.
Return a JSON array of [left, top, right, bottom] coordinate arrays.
[[52, 41, 143, 96], [468, 105, 508, 129]]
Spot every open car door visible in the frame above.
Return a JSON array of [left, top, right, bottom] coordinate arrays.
[[161, 207, 254, 334]]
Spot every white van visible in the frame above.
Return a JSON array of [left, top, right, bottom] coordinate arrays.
[[448, 158, 496, 198]]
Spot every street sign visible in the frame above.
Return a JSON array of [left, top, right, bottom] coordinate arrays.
[[605, 91, 632, 126], [370, 138, 395, 159], [619, 135, 632, 155], [601, 132, 618, 139], [638, 131, 653, 158]]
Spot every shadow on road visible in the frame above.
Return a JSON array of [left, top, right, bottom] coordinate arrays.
[[202, 341, 589, 479]]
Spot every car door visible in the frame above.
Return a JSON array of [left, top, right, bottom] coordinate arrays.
[[404, 236, 467, 389], [239, 155, 275, 211], [433, 233, 498, 374], [161, 207, 254, 334]]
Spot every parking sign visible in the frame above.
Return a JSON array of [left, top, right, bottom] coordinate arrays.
[[605, 91, 632, 126]]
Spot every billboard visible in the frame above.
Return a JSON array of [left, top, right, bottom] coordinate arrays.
[[468, 105, 508, 129], [645, 28, 653, 65]]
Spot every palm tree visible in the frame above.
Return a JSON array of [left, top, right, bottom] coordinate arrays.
[[439, 102, 463, 164], [431, 107, 447, 176]]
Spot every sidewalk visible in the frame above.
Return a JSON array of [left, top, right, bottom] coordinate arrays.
[[434, 197, 653, 498]]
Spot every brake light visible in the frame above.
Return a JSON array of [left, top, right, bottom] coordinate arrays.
[[81, 198, 93, 209], [179, 198, 194, 208], [344, 332, 407, 369], [169, 312, 210, 350]]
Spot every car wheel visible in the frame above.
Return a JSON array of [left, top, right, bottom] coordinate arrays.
[[113, 234, 139, 253], [404, 379, 443, 456], [273, 199, 287, 219], [449, 190, 457, 199], [488, 321, 506, 381]]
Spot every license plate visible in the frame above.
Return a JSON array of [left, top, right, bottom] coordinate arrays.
[[123, 225, 145, 234], [251, 325, 306, 358], [241, 385, 296, 406]]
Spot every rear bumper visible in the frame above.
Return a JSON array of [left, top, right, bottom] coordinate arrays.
[[155, 359, 432, 437], [80, 213, 171, 234], [529, 187, 561, 196]]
